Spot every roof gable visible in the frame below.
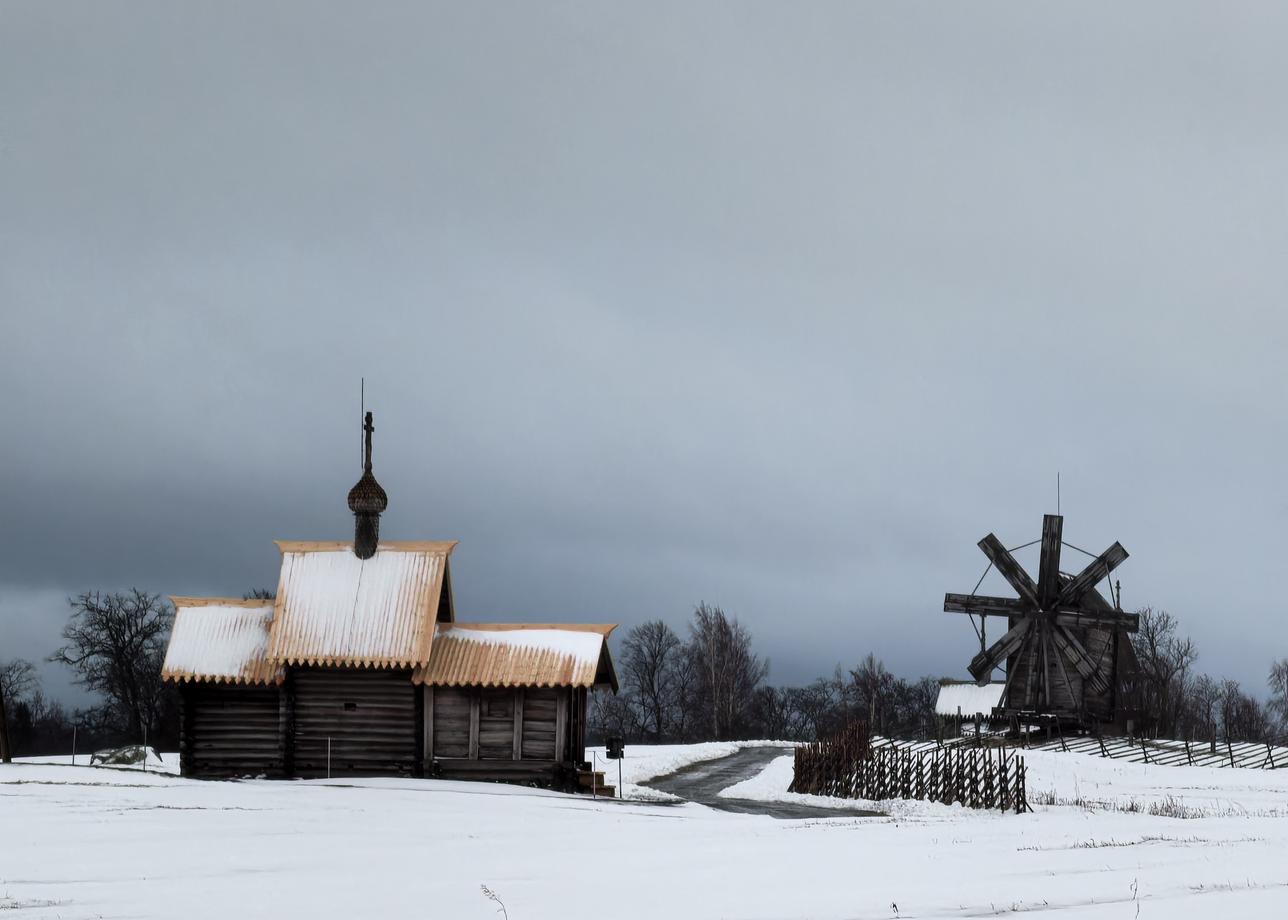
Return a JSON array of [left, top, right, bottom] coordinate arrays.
[[162, 598, 282, 685], [266, 541, 456, 668], [935, 680, 1005, 717]]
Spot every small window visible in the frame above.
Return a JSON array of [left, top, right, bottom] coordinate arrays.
[[343, 702, 358, 712]]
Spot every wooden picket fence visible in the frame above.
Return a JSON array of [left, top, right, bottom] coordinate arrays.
[[1027, 733, 1288, 770], [790, 724, 1030, 813]]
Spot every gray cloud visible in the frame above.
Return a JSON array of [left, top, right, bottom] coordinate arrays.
[[2, 2, 1285, 698]]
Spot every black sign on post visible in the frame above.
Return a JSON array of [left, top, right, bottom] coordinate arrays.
[[606, 736, 625, 760]]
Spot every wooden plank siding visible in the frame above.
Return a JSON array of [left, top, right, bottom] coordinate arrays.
[[427, 684, 586, 785], [522, 688, 559, 760], [291, 667, 418, 778], [479, 688, 515, 760], [432, 687, 472, 758]]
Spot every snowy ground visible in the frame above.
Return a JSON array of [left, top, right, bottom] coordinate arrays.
[[4, 745, 1288, 918]]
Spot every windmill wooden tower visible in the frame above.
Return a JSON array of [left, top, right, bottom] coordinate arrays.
[[944, 514, 1141, 729]]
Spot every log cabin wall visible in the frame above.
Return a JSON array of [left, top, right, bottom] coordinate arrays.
[[179, 683, 285, 778], [291, 667, 418, 778], [177, 675, 601, 782]]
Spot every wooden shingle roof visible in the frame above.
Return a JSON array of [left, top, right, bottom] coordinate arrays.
[[162, 598, 283, 686], [265, 541, 456, 668], [413, 623, 617, 690]]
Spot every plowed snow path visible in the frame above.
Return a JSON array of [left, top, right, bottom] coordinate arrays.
[[641, 744, 883, 818]]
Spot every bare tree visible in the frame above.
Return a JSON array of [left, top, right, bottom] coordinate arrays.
[[1219, 679, 1270, 743], [849, 653, 895, 731], [242, 588, 276, 600], [686, 603, 768, 740], [1131, 608, 1197, 736], [587, 690, 639, 744], [49, 590, 173, 743], [1183, 673, 1222, 744], [1269, 659, 1288, 733], [620, 620, 683, 741], [793, 671, 847, 741], [903, 675, 941, 739], [748, 686, 802, 740], [0, 658, 37, 763], [0, 658, 37, 703], [667, 643, 699, 742]]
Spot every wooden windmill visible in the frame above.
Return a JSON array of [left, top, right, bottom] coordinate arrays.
[[944, 514, 1141, 727]]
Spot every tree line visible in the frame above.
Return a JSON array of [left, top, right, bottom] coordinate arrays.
[[3, 591, 1287, 759], [1131, 607, 1288, 743], [591, 602, 1288, 747], [589, 602, 944, 743]]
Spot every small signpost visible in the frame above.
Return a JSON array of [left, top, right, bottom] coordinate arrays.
[[606, 736, 625, 799]]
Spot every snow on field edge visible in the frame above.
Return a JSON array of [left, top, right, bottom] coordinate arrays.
[[717, 751, 979, 819], [584, 740, 795, 800], [718, 745, 1288, 819]]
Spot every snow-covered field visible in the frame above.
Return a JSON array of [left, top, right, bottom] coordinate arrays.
[[4, 745, 1288, 918]]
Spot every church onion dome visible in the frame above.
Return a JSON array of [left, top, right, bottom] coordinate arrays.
[[347, 468, 388, 514], [349, 411, 387, 559]]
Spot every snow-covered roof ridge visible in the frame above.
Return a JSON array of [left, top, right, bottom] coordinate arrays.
[[266, 542, 455, 668], [934, 680, 1005, 718], [162, 598, 282, 686], [414, 622, 618, 690]]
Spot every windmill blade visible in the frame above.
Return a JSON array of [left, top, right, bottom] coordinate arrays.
[[997, 624, 1032, 711], [944, 594, 1025, 616], [968, 618, 1030, 685], [1050, 624, 1110, 695], [1037, 514, 1063, 608], [1022, 623, 1041, 707], [1055, 542, 1129, 607], [977, 534, 1040, 607], [1050, 620, 1079, 708], [1052, 608, 1140, 632], [1079, 585, 1139, 631]]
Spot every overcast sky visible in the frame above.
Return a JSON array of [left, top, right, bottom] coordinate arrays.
[[2, 2, 1285, 705]]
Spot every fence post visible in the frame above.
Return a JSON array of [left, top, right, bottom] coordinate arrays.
[[994, 747, 1004, 809]]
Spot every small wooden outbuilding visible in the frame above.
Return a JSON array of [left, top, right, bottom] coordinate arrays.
[[162, 540, 617, 786]]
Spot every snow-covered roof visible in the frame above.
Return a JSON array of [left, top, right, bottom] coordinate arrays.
[[935, 681, 1005, 718], [266, 541, 455, 668], [413, 624, 617, 690], [162, 599, 283, 685]]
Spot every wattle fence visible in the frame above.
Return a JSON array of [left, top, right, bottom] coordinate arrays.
[[789, 723, 1030, 813]]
